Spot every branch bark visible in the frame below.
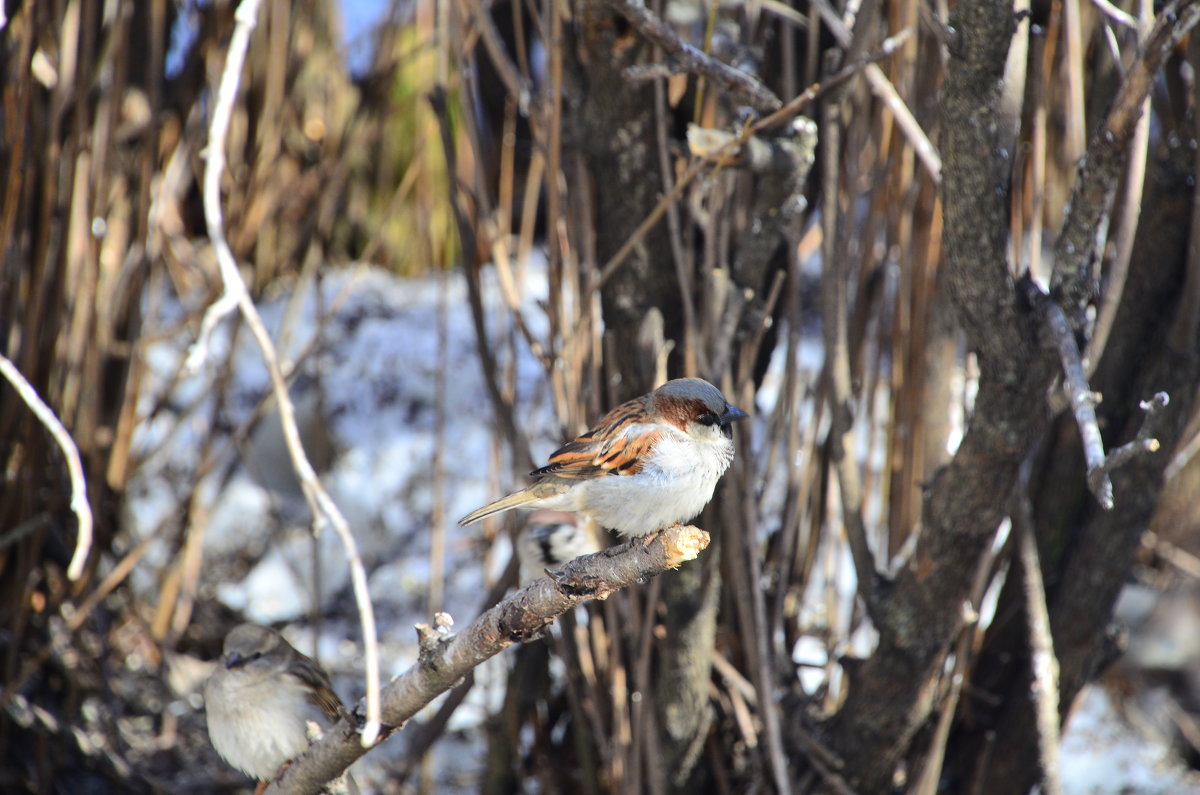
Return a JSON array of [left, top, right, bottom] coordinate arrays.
[[823, 0, 1200, 787], [821, 0, 1055, 787], [1050, 0, 1200, 317], [602, 0, 781, 114], [1021, 278, 1131, 509], [266, 525, 711, 795]]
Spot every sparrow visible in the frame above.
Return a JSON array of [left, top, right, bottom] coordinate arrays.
[[516, 510, 604, 584], [460, 378, 748, 537], [205, 623, 355, 789]]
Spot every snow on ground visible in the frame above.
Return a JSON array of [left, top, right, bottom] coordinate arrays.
[[1059, 685, 1200, 794]]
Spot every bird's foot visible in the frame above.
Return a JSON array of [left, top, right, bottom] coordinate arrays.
[[641, 525, 674, 547]]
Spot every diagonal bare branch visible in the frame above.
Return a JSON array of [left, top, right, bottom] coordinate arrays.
[[267, 525, 711, 795], [602, 0, 782, 114]]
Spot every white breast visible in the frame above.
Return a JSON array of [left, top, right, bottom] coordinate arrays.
[[205, 671, 327, 781], [571, 429, 734, 536]]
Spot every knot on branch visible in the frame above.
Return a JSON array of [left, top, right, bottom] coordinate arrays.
[[547, 568, 607, 597], [497, 601, 553, 643], [415, 612, 455, 669]]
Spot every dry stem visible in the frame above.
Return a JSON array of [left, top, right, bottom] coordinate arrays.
[[0, 354, 93, 581], [188, 0, 383, 745]]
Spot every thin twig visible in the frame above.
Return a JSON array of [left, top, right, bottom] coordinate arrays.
[[790, 726, 857, 795], [910, 511, 1012, 795], [1022, 283, 1166, 509], [712, 651, 759, 705], [1087, 0, 1153, 372], [1099, 393, 1167, 475], [809, 0, 941, 182], [653, 44, 697, 378], [267, 525, 712, 795], [821, 76, 882, 617], [1021, 278, 1113, 507], [0, 354, 93, 581], [591, 29, 912, 296], [762, 0, 810, 30], [1142, 531, 1200, 579], [390, 674, 475, 786], [1090, 0, 1139, 28], [1051, 0, 1200, 312], [1169, 31, 1200, 355], [427, 87, 535, 473], [188, 0, 383, 746], [738, 477, 795, 795], [602, 0, 782, 114], [910, 617, 969, 795], [1063, 0, 1087, 169], [390, 554, 521, 785], [459, 0, 534, 113], [1012, 489, 1063, 795], [0, 514, 161, 710]]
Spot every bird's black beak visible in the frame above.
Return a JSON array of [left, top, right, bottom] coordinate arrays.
[[720, 404, 749, 438], [721, 404, 749, 425], [224, 652, 245, 670]]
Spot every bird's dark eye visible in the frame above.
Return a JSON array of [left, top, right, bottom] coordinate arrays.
[[697, 412, 718, 427], [251, 651, 263, 661]]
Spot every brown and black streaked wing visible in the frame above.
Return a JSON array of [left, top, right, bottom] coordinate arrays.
[[288, 653, 350, 722], [532, 395, 660, 480]]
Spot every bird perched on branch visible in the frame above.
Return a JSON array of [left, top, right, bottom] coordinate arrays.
[[205, 623, 357, 792], [460, 378, 748, 537]]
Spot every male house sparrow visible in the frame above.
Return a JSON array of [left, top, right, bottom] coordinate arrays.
[[460, 378, 748, 537], [205, 623, 352, 786]]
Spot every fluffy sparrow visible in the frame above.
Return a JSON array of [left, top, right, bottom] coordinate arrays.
[[460, 378, 748, 537], [516, 510, 604, 584], [205, 623, 352, 787]]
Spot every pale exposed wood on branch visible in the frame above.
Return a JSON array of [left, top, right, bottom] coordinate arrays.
[[189, 0, 384, 745], [267, 525, 711, 795]]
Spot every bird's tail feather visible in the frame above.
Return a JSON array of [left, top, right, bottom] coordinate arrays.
[[458, 491, 540, 526]]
